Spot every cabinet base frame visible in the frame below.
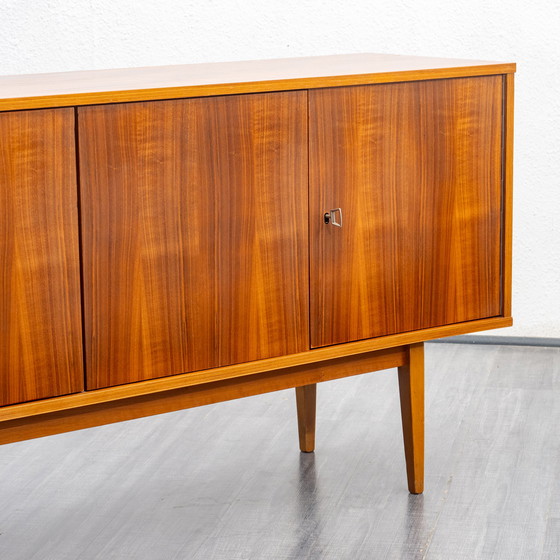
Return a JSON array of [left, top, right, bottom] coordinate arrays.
[[1, 316, 512, 424], [1, 343, 426, 493]]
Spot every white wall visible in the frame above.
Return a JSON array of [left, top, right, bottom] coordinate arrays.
[[1, 0, 559, 338]]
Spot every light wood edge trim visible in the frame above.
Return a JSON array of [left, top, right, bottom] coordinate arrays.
[[0, 316, 512, 422], [0, 348, 407, 444], [0, 64, 516, 111], [502, 73, 514, 317]]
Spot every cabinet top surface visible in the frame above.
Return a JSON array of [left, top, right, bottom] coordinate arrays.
[[0, 53, 515, 112]]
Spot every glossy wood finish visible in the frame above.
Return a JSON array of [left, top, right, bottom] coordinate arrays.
[[0, 316, 511, 424], [295, 384, 317, 452], [79, 92, 308, 389], [0, 347, 407, 445], [398, 342, 425, 494], [310, 76, 504, 347], [0, 109, 83, 406], [0, 54, 515, 111]]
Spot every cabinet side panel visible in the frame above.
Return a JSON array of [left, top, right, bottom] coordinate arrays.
[[310, 77, 503, 347], [0, 108, 84, 406], [501, 73, 514, 317]]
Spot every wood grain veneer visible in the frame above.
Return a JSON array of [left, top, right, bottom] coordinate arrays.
[[0, 109, 83, 406], [79, 92, 308, 389], [0, 53, 515, 111], [310, 76, 504, 347]]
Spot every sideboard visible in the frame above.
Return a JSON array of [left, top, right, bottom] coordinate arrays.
[[0, 53, 515, 493]]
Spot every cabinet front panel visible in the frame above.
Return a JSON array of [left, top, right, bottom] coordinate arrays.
[[310, 77, 503, 347], [79, 92, 308, 389], [0, 109, 84, 406]]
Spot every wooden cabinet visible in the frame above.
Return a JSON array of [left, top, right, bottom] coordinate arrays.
[[0, 54, 515, 494], [0, 109, 83, 406]]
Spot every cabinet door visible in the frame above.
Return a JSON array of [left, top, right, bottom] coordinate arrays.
[[0, 109, 83, 406], [79, 92, 308, 389], [310, 77, 503, 347]]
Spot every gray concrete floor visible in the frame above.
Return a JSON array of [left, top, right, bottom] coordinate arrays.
[[1, 342, 559, 559]]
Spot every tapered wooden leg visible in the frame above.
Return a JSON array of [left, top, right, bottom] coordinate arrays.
[[295, 384, 316, 452], [398, 342, 424, 494]]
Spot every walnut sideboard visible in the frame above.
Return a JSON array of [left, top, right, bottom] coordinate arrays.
[[0, 54, 515, 493]]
